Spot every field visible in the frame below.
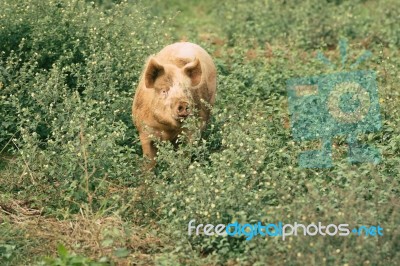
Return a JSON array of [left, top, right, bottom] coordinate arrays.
[[1, 0, 399, 265]]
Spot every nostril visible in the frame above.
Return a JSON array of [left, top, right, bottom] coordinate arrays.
[[177, 102, 189, 116]]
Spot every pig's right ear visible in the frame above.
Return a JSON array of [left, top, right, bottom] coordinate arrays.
[[144, 57, 164, 88]]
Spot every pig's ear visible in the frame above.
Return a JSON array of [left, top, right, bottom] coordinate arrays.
[[184, 58, 202, 86], [145, 57, 165, 88]]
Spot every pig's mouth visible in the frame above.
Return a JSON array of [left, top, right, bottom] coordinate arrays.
[[174, 102, 191, 122], [174, 113, 191, 122]]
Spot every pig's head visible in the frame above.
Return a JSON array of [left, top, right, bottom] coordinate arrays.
[[144, 57, 202, 128]]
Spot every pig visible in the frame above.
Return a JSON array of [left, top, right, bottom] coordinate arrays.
[[132, 42, 217, 166]]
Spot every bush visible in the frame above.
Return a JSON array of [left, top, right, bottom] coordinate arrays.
[[214, 0, 400, 50], [0, 0, 169, 212], [1, 0, 399, 265]]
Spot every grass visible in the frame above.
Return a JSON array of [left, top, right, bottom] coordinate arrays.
[[1, 0, 400, 265]]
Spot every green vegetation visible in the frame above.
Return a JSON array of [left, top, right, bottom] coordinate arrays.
[[1, 0, 399, 265]]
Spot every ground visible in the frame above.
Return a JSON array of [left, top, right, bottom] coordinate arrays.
[[0, 0, 399, 265]]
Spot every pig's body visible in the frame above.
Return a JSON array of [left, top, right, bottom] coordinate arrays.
[[132, 42, 217, 163]]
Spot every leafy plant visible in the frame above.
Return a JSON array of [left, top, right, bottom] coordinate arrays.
[[0, 0, 399, 265], [38, 244, 107, 266]]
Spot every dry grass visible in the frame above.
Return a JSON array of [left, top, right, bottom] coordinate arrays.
[[0, 199, 165, 265]]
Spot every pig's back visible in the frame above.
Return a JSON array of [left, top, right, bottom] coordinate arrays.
[[156, 42, 215, 71], [157, 42, 196, 64]]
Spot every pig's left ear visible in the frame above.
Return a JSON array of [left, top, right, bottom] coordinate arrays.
[[184, 58, 202, 86], [145, 57, 165, 89]]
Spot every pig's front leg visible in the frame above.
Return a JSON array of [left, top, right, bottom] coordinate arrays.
[[139, 134, 157, 169]]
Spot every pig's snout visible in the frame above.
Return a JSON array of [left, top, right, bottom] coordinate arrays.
[[175, 101, 190, 119]]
